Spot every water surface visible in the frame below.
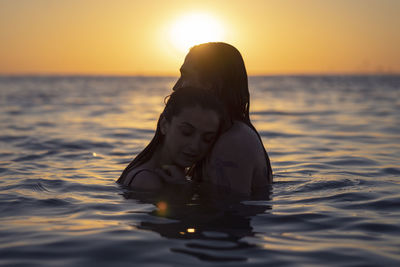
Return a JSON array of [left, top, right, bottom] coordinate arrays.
[[0, 75, 399, 266]]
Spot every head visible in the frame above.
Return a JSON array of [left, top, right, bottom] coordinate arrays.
[[118, 86, 225, 181], [159, 87, 224, 168], [173, 42, 249, 122], [169, 42, 273, 181], [160, 105, 219, 168]]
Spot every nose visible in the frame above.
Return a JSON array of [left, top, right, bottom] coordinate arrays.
[[172, 77, 183, 91], [187, 135, 202, 155]]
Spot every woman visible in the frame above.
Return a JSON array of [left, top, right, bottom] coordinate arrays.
[[173, 42, 273, 196], [117, 86, 225, 191]]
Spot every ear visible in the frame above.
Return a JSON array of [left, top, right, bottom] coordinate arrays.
[[160, 116, 169, 135]]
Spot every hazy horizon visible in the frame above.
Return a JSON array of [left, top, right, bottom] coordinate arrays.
[[1, 0, 399, 76], [1, 72, 399, 77]]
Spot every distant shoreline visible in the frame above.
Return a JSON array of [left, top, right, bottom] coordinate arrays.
[[1, 73, 399, 79]]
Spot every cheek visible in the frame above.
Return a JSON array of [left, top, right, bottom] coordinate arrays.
[[199, 142, 213, 155], [181, 79, 193, 88], [181, 77, 204, 89], [167, 130, 186, 149]]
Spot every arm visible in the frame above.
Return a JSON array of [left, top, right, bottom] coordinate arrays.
[[207, 135, 255, 196], [126, 165, 195, 199], [129, 170, 164, 191], [205, 122, 270, 196], [155, 165, 196, 200]]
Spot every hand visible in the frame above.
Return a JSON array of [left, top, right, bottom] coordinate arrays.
[[155, 165, 188, 185]]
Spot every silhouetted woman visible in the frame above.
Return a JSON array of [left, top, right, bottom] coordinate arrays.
[[173, 42, 273, 196]]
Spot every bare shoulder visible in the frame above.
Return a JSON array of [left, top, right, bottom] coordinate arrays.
[[205, 121, 267, 195], [214, 121, 264, 156], [124, 168, 163, 191]]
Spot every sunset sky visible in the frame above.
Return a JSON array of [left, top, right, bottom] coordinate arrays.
[[1, 0, 399, 75]]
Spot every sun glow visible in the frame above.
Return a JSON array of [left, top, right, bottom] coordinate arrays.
[[169, 13, 225, 53]]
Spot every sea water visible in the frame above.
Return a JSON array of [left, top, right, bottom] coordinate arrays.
[[0, 75, 399, 266]]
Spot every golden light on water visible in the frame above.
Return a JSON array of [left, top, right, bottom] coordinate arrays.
[[187, 228, 196, 233], [156, 201, 168, 216], [168, 13, 225, 53]]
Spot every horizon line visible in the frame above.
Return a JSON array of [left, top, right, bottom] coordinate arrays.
[[1, 72, 399, 77]]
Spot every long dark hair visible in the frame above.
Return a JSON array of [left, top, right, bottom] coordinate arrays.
[[187, 42, 272, 177], [117, 86, 225, 183]]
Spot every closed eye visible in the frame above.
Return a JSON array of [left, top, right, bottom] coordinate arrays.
[[179, 125, 194, 136]]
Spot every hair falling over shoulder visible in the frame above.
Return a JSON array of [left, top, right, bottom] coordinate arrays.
[[117, 86, 226, 184], [187, 42, 272, 179]]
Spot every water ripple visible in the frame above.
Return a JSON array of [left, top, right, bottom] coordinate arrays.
[[324, 156, 379, 166], [1, 75, 400, 266]]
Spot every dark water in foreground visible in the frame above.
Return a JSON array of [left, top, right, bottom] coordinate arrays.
[[0, 75, 399, 266]]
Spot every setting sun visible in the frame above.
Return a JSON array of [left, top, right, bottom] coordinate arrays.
[[0, 0, 399, 75], [169, 13, 225, 53]]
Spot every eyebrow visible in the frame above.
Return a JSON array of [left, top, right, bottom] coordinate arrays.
[[180, 122, 217, 134], [180, 122, 194, 128]]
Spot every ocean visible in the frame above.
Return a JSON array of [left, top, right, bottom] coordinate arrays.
[[0, 75, 399, 266]]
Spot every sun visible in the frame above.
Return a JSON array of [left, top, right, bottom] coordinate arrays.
[[169, 13, 225, 53]]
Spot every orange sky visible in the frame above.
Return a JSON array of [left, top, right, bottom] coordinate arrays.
[[0, 0, 399, 75]]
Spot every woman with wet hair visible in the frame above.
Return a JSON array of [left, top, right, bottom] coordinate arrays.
[[173, 42, 273, 196], [117, 86, 225, 192]]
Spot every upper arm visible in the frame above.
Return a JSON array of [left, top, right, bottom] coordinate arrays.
[[129, 170, 163, 192], [206, 135, 255, 196]]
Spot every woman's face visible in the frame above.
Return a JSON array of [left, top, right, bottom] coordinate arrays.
[[161, 105, 219, 168], [173, 54, 207, 91]]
